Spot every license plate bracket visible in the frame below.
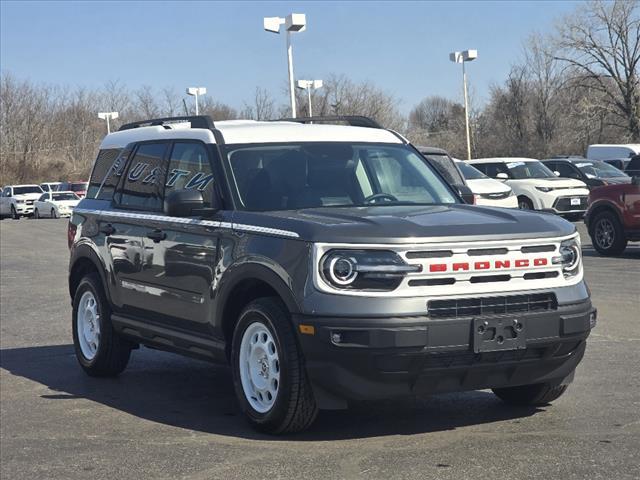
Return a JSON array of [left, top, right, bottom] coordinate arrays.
[[473, 317, 526, 353]]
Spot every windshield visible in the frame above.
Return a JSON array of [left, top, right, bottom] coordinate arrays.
[[13, 186, 43, 195], [574, 161, 628, 178], [227, 143, 458, 211], [507, 161, 555, 179], [421, 153, 465, 185], [70, 182, 88, 192], [457, 161, 487, 180], [52, 192, 79, 201]]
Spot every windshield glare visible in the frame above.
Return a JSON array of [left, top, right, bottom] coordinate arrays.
[[507, 161, 555, 179], [227, 143, 458, 211], [53, 193, 79, 201], [575, 161, 628, 178], [457, 161, 487, 180]]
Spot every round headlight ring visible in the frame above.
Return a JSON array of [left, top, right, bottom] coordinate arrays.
[[328, 255, 358, 286], [560, 243, 580, 272]]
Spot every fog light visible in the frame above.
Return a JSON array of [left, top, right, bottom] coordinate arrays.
[[331, 332, 342, 344], [589, 310, 597, 329]]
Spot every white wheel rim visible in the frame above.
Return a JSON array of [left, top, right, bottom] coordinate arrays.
[[77, 291, 100, 360], [239, 321, 280, 413]]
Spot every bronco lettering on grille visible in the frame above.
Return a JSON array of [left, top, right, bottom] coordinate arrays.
[[428, 257, 549, 272]]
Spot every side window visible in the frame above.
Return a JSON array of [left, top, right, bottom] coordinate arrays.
[[4, 187, 12, 197], [38, 194, 47, 202], [165, 142, 215, 208], [116, 143, 168, 211], [87, 148, 123, 199], [555, 163, 579, 179]]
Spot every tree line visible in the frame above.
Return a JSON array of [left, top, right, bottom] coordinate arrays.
[[0, 0, 637, 185]]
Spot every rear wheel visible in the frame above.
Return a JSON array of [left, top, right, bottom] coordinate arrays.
[[231, 297, 318, 434], [72, 272, 132, 376], [518, 196, 534, 210], [493, 383, 568, 406], [590, 211, 627, 256]]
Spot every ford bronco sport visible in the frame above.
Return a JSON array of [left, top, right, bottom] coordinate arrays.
[[68, 115, 596, 434]]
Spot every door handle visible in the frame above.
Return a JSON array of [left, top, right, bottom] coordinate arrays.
[[100, 223, 116, 235], [146, 229, 166, 243]]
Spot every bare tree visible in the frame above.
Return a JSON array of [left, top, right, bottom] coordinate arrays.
[[554, 0, 640, 140], [242, 87, 276, 120]]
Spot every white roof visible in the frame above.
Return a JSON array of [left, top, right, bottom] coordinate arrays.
[[99, 119, 401, 149], [6, 184, 41, 188], [588, 144, 640, 149], [468, 157, 540, 164]]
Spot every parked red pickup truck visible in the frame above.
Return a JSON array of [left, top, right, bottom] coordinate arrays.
[[585, 177, 640, 255]]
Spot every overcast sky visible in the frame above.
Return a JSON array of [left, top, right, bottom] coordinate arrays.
[[0, 1, 581, 113]]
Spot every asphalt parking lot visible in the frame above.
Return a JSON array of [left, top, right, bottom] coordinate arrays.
[[1, 217, 639, 480]]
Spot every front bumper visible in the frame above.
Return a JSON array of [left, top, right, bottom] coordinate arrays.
[[294, 298, 595, 409], [14, 203, 34, 215]]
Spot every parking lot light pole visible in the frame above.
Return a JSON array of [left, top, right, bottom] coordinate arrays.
[[296, 79, 323, 117], [449, 49, 477, 160], [186, 87, 207, 115], [98, 112, 119, 134], [264, 13, 307, 118]]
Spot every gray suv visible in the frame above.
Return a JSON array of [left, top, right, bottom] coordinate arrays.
[[68, 115, 596, 433]]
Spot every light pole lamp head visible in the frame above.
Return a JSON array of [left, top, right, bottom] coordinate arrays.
[[312, 79, 323, 89], [296, 79, 323, 90], [449, 51, 463, 63], [98, 112, 118, 119], [264, 16, 285, 33], [285, 13, 306, 32], [462, 49, 478, 62], [186, 87, 207, 96]]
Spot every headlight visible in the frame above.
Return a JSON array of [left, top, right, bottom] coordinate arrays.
[[16, 200, 25, 204], [535, 186, 554, 192], [507, 189, 515, 197], [320, 250, 420, 291], [552, 237, 581, 278]]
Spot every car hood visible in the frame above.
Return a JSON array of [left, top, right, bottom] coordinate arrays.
[[13, 193, 42, 201], [56, 200, 80, 207], [465, 178, 511, 194], [232, 204, 575, 244], [600, 176, 632, 185], [509, 177, 588, 188]]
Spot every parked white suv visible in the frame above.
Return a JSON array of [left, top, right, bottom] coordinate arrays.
[[0, 185, 44, 219], [468, 158, 589, 217], [455, 160, 517, 208]]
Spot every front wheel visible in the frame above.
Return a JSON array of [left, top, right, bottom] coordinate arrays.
[[11, 205, 19, 219], [492, 382, 568, 406], [72, 272, 132, 376], [51, 208, 57, 219], [590, 211, 627, 256], [518, 196, 534, 210], [34, 209, 40, 219], [231, 297, 318, 434]]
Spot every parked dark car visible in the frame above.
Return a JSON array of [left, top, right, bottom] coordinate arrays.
[[417, 146, 474, 203], [625, 155, 640, 177], [542, 158, 630, 190], [585, 176, 640, 255]]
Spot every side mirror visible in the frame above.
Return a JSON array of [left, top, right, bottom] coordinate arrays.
[[165, 189, 205, 217], [632, 176, 640, 186], [554, 171, 561, 177], [455, 184, 476, 205], [496, 172, 509, 180]]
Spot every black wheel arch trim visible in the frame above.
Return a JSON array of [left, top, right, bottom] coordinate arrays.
[[586, 200, 623, 230], [214, 262, 301, 329], [69, 242, 114, 304]]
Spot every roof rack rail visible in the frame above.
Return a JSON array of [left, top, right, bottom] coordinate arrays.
[[118, 115, 215, 132], [274, 115, 383, 129]]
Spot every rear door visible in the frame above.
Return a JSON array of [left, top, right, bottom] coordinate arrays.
[[137, 140, 220, 335], [108, 142, 170, 317]]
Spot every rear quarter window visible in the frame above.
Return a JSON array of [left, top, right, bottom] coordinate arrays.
[[87, 148, 123, 199]]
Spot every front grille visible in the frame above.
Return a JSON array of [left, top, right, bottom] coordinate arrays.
[[427, 293, 557, 319], [553, 196, 588, 211], [479, 191, 511, 200], [25, 200, 34, 205]]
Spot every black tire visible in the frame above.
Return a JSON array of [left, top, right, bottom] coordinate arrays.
[[231, 297, 318, 434], [51, 208, 57, 219], [34, 209, 40, 219], [518, 196, 534, 210], [492, 383, 568, 406], [11, 205, 19, 219], [72, 272, 132, 377], [590, 210, 627, 256]]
